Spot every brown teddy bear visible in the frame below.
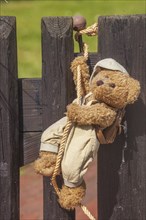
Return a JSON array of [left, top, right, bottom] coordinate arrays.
[[34, 57, 140, 211]]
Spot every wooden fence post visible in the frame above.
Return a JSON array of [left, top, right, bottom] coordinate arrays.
[[0, 17, 19, 220], [41, 17, 75, 220], [98, 15, 146, 220]]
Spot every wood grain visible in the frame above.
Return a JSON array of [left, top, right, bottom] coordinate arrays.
[[0, 17, 19, 220], [41, 16, 75, 220], [19, 132, 41, 167], [18, 78, 42, 132], [98, 15, 146, 220]]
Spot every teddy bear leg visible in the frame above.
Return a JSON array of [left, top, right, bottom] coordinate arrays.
[[58, 181, 86, 210], [34, 151, 57, 176]]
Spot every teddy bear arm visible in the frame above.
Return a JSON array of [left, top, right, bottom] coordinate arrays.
[[67, 103, 117, 128], [34, 151, 57, 176]]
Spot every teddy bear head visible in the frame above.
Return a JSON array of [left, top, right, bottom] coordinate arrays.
[[90, 59, 140, 109]]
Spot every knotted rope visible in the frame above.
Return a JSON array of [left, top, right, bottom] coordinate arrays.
[[51, 23, 97, 220], [78, 23, 98, 36], [75, 23, 97, 59]]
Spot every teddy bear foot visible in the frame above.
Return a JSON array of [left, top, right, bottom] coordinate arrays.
[[34, 151, 57, 177], [58, 181, 86, 210]]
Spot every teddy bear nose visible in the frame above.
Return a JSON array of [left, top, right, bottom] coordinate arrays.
[[96, 80, 104, 86]]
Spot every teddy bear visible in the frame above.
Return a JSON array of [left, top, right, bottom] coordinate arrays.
[[34, 57, 140, 211]]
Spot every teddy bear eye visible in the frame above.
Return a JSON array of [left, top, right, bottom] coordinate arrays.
[[109, 83, 116, 88], [96, 80, 104, 86]]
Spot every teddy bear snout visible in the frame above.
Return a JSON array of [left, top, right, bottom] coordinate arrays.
[[96, 80, 104, 86]]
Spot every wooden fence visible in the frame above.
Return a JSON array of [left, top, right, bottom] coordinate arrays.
[[0, 15, 145, 220]]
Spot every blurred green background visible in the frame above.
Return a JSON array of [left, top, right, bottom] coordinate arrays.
[[0, 0, 145, 78]]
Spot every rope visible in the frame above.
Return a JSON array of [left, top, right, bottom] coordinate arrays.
[[51, 63, 83, 196], [76, 63, 97, 220], [83, 43, 89, 60], [76, 30, 96, 219], [75, 23, 97, 60], [79, 23, 98, 36], [51, 21, 97, 220], [51, 57, 83, 196], [77, 65, 82, 105], [51, 120, 72, 196], [80, 204, 96, 220]]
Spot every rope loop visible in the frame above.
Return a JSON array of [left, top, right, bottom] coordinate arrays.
[[75, 23, 97, 59], [51, 20, 97, 220], [79, 23, 98, 36]]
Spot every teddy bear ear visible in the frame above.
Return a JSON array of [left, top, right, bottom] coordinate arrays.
[[126, 76, 141, 104]]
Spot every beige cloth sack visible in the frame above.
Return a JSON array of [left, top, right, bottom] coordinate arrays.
[[39, 94, 99, 187], [40, 117, 67, 153], [62, 124, 99, 187], [40, 117, 99, 187]]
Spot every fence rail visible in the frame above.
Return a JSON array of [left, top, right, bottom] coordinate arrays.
[[0, 15, 146, 220]]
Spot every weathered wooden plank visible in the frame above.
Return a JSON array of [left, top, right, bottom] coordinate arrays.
[[88, 52, 100, 71], [41, 16, 75, 220], [0, 17, 19, 220], [19, 132, 41, 166], [18, 78, 42, 132], [98, 15, 146, 220]]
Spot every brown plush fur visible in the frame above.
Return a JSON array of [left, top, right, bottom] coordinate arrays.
[[34, 152, 57, 176], [90, 70, 140, 109], [71, 56, 90, 96], [67, 102, 117, 128], [67, 69, 140, 130], [34, 59, 141, 210], [126, 76, 141, 104], [58, 181, 86, 210]]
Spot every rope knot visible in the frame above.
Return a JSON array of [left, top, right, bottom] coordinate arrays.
[[79, 23, 98, 36]]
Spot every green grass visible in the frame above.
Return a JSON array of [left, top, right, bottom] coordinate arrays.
[[0, 0, 145, 78]]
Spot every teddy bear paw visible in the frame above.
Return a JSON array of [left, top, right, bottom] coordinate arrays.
[[58, 181, 86, 210], [34, 151, 57, 177]]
